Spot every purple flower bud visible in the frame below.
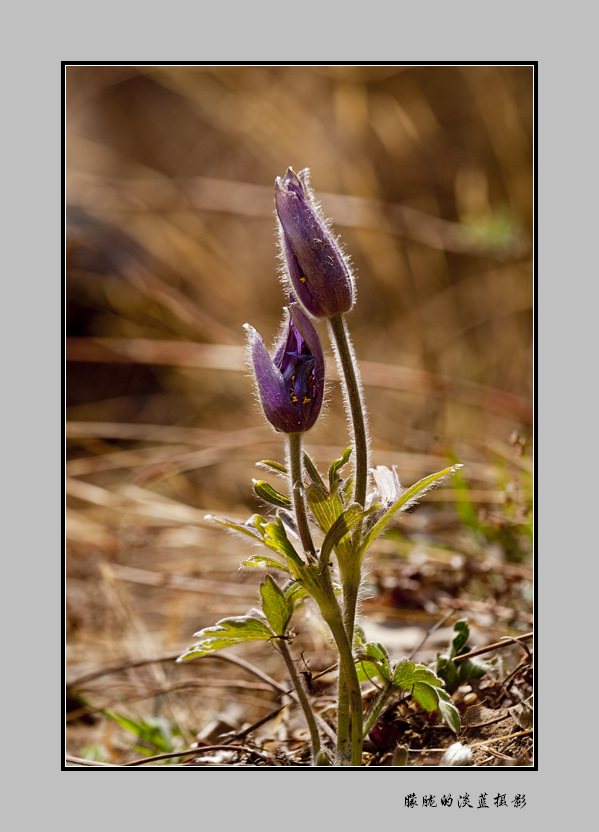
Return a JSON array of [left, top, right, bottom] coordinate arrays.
[[245, 302, 325, 433], [275, 168, 354, 319]]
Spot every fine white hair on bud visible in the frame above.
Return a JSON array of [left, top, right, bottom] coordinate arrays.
[[275, 167, 355, 319]]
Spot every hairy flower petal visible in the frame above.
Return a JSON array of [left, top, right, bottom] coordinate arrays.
[[245, 302, 325, 433], [275, 168, 354, 318]]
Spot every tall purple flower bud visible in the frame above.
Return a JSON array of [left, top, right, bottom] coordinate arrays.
[[245, 302, 325, 433], [275, 168, 354, 319]]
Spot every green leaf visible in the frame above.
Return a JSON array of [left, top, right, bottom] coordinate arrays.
[[359, 465, 463, 556], [303, 452, 326, 488], [436, 619, 494, 693], [240, 554, 291, 573], [250, 514, 269, 536], [319, 504, 364, 565], [101, 712, 178, 755], [409, 681, 461, 733], [353, 624, 367, 649], [411, 681, 441, 712], [252, 480, 292, 510], [392, 659, 442, 690], [451, 620, 470, 657], [177, 611, 274, 661], [264, 518, 304, 571], [284, 580, 308, 609], [356, 641, 391, 683], [260, 575, 293, 636], [256, 459, 288, 476], [436, 688, 461, 734], [306, 482, 344, 533], [341, 475, 354, 505], [366, 641, 390, 666], [208, 513, 305, 574], [208, 513, 264, 541], [459, 656, 495, 681], [328, 446, 352, 491], [435, 655, 459, 693], [356, 660, 385, 684]]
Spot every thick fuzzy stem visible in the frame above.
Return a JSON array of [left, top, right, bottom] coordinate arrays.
[[321, 600, 364, 766], [328, 314, 369, 509], [299, 564, 363, 765], [288, 432, 361, 761], [328, 313, 370, 648], [288, 432, 317, 563], [335, 673, 351, 763]]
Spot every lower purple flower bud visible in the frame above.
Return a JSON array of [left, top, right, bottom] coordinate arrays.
[[275, 168, 354, 319], [245, 302, 325, 433]]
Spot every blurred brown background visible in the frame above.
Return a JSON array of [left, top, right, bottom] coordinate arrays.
[[65, 65, 533, 760]]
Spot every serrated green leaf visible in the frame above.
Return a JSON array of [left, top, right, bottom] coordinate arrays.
[[260, 575, 293, 636], [411, 681, 440, 712], [393, 659, 416, 688], [358, 465, 462, 556], [177, 612, 274, 661], [392, 659, 442, 690], [240, 554, 291, 572], [252, 479, 292, 510]]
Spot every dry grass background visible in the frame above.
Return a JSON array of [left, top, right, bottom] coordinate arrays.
[[65, 65, 533, 766]]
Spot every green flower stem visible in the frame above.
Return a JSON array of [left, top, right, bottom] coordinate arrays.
[[276, 637, 322, 765], [297, 560, 363, 765], [328, 314, 369, 509], [288, 431, 361, 761], [288, 426, 364, 762], [335, 566, 360, 761], [323, 600, 364, 766], [341, 572, 360, 645], [288, 432, 317, 563], [335, 673, 351, 764], [328, 313, 369, 644]]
